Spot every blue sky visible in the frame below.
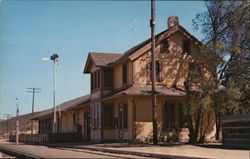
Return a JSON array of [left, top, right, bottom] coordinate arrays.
[[0, 1, 207, 116]]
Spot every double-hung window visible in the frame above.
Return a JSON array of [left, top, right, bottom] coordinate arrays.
[[148, 61, 161, 82]]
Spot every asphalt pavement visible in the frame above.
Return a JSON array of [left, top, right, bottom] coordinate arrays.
[[0, 142, 150, 158]]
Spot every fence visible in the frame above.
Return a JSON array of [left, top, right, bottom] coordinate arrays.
[[9, 133, 83, 143], [222, 114, 250, 149]]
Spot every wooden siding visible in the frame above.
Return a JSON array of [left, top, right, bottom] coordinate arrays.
[[133, 31, 202, 86]]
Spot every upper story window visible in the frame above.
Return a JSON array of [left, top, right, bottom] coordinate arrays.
[[160, 39, 169, 53], [91, 69, 101, 90], [183, 40, 190, 54], [148, 61, 161, 82], [122, 63, 128, 84], [103, 68, 113, 88], [97, 70, 100, 88]]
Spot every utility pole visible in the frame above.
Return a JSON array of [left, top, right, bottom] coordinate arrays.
[[50, 54, 59, 133], [16, 97, 19, 145], [26, 87, 41, 135], [6, 114, 10, 141], [150, 0, 158, 144]]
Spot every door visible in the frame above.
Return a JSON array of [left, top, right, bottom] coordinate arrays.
[[118, 104, 128, 140], [118, 105, 124, 140], [84, 111, 91, 142]]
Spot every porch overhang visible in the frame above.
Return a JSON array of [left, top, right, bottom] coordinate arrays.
[[101, 85, 188, 101]]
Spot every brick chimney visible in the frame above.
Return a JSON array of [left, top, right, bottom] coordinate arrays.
[[168, 16, 179, 28]]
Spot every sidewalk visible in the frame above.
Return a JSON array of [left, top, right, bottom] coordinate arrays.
[[44, 142, 250, 159]]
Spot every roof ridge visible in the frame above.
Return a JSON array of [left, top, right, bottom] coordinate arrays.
[[90, 52, 122, 55], [108, 24, 203, 66]]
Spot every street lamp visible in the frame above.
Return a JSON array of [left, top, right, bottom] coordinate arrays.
[[42, 54, 59, 133], [51, 54, 59, 133]]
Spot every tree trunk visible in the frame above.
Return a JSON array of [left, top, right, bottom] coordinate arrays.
[[187, 114, 197, 143], [215, 110, 221, 141]]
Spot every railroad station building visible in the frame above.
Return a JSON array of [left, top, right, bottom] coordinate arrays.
[[32, 17, 216, 143]]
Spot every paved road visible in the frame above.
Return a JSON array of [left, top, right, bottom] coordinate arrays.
[[0, 142, 150, 158]]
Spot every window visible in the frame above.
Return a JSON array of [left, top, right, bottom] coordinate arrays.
[[91, 70, 101, 90], [90, 105, 100, 129], [73, 113, 79, 125], [95, 71, 97, 89], [156, 61, 161, 82], [39, 120, 42, 134], [91, 73, 93, 90], [97, 69, 100, 88], [103, 104, 114, 129], [123, 104, 128, 129], [164, 103, 175, 129], [179, 103, 188, 128], [160, 39, 169, 53], [103, 68, 113, 88], [92, 72, 96, 89], [183, 40, 190, 54], [122, 64, 128, 84], [148, 61, 161, 82]]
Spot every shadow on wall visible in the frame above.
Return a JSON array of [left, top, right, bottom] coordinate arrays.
[[133, 42, 193, 87]]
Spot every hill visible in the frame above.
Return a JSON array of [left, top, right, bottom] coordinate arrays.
[[0, 112, 41, 136]]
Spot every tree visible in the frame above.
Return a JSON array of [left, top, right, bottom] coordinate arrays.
[[191, 0, 250, 141]]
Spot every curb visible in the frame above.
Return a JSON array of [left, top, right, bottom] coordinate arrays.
[[42, 143, 209, 159]]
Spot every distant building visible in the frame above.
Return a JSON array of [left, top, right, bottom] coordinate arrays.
[[33, 16, 216, 143]]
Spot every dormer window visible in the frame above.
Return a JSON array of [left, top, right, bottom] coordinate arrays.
[[91, 69, 101, 90], [103, 68, 113, 88], [122, 63, 128, 84], [160, 39, 169, 53], [183, 40, 190, 54]]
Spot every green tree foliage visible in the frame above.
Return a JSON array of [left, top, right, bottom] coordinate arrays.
[[184, 0, 249, 143]]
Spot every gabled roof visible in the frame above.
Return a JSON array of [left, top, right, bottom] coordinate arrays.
[[32, 94, 90, 120], [108, 24, 203, 66], [89, 52, 122, 66], [83, 24, 203, 73], [84, 52, 122, 73]]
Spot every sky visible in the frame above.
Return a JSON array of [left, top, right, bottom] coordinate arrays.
[[0, 0, 207, 117]]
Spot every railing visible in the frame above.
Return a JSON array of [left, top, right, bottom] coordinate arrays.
[[222, 114, 250, 149]]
